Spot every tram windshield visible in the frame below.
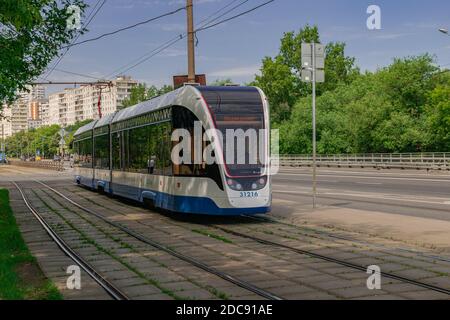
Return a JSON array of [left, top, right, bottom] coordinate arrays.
[[198, 87, 267, 177]]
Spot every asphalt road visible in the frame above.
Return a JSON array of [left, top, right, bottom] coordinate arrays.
[[2, 164, 450, 222], [272, 167, 450, 222]]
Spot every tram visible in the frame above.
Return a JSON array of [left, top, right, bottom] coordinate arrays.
[[72, 85, 271, 215]]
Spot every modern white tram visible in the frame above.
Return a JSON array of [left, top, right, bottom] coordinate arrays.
[[72, 85, 271, 215]]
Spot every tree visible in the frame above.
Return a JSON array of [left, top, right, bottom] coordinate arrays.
[[121, 84, 148, 109], [252, 25, 358, 123], [276, 55, 444, 154], [377, 54, 438, 116], [210, 78, 234, 86], [424, 85, 450, 151], [0, 0, 87, 105], [121, 84, 174, 109]]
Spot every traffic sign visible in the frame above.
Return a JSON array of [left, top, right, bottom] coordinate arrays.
[[301, 43, 325, 83], [301, 69, 325, 83]]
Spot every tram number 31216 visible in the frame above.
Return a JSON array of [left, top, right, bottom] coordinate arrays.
[[240, 191, 259, 198]]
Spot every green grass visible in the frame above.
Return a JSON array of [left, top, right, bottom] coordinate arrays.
[[192, 229, 233, 244], [0, 189, 62, 300]]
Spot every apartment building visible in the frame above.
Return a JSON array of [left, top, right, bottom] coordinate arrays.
[[49, 76, 137, 127], [0, 85, 46, 137]]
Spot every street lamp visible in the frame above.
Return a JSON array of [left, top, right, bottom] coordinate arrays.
[[439, 28, 449, 35]]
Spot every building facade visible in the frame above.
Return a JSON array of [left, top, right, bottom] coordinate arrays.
[[2, 76, 138, 137], [49, 76, 137, 127], [1, 85, 46, 137]]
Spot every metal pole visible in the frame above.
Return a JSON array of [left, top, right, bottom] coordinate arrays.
[[187, 0, 196, 83], [312, 43, 317, 209]]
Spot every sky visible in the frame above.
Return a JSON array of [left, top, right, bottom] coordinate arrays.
[[42, 0, 450, 94]]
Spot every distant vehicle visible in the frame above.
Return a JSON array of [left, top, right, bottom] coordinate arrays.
[[0, 153, 7, 164], [73, 86, 271, 216], [53, 155, 62, 162]]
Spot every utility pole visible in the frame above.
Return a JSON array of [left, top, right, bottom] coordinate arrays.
[[187, 0, 196, 83]]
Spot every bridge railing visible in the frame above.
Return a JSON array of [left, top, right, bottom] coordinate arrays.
[[8, 159, 65, 171], [277, 153, 450, 170]]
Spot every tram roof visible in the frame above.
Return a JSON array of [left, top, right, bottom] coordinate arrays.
[[74, 85, 259, 137], [94, 112, 115, 129], [111, 86, 185, 124], [74, 119, 97, 137]]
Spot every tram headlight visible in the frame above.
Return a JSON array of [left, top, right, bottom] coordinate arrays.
[[227, 179, 243, 191]]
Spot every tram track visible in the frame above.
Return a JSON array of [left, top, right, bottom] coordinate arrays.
[[241, 214, 450, 264], [208, 221, 450, 296], [30, 180, 283, 301], [12, 181, 130, 301], [36, 180, 450, 299]]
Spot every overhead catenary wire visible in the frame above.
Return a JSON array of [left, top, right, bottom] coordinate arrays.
[[103, 0, 266, 77], [52, 68, 106, 81], [42, 0, 106, 81], [196, 0, 275, 32], [62, 5, 187, 49]]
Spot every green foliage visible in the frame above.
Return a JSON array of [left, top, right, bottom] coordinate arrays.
[[121, 84, 174, 109], [276, 55, 449, 154], [425, 84, 450, 150], [0, 189, 61, 299], [252, 25, 359, 123], [210, 78, 234, 86], [0, 0, 87, 104], [5, 120, 89, 157]]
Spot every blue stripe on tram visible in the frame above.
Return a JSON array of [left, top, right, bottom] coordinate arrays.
[[79, 177, 270, 216]]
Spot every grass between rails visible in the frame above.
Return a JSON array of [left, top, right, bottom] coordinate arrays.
[[0, 189, 61, 300], [192, 229, 233, 244]]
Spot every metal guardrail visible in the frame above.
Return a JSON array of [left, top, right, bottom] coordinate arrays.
[[278, 153, 450, 170], [8, 159, 64, 171]]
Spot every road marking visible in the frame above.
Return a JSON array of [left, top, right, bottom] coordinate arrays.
[[273, 186, 450, 205], [356, 182, 383, 185], [276, 172, 450, 183], [279, 168, 450, 178]]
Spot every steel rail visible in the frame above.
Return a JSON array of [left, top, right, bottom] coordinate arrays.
[[36, 180, 283, 301], [12, 181, 129, 300], [242, 215, 450, 265], [210, 219, 450, 296]]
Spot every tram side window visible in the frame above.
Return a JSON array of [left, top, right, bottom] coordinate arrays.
[[123, 121, 172, 175], [171, 106, 223, 189], [78, 138, 93, 168], [128, 126, 148, 173], [123, 130, 130, 171], [94, 134, 109, 169], [112, 132, 121, 170], [73, 141, 80, 166], [160, 122, 172, 176]]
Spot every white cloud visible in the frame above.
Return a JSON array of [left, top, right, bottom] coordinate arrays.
[[373, 33, 413, 40], [209, 65, 260, 77]]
